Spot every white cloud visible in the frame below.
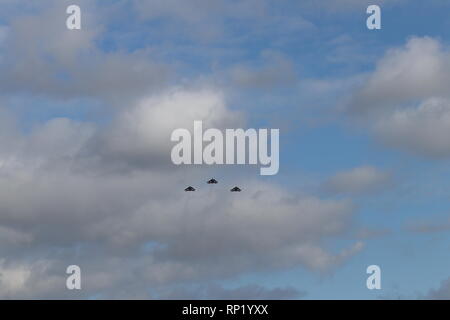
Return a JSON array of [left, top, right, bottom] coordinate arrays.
[[0, 262, 31, 296], [84, 87, 243, 171], [0, 259, 66, 299]]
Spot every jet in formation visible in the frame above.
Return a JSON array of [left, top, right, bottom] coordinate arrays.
[[184, 179, 241, 192]]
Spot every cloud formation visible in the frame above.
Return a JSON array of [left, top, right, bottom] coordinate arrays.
[[375, 98, 450, 157], [347, 37, 450, 158], [323, 166, 391, 195], [0, 0, 169, 102], [0, 0, 400, 300], [228, 51, 298, 90], [349, 37, 450, 114], [0, 86, 363, 298]]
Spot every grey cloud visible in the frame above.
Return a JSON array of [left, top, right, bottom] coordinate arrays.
[[0, 0, 367, 299], [0, 0, 170, 102], [354, 227, 391, 240], [343, 37, 450, 159], [229, 51, 298, 90], [0, 226, 33, 246], [406, 217, 450, 234], [323, 166, 392, 195], [348, 37, 450, 115], [0, 87, 362, 298], [375, 98, 450, 157]]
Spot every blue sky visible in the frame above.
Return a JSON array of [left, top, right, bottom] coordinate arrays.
[[1, 0, 450, 299]]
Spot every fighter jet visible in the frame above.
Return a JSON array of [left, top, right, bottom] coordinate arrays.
[[184, 186, 196, 192], [230, 186, 241, 192], [207, 178, 218, 184]]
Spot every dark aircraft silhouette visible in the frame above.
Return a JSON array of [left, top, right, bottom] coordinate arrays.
[[207, 178, 218, 184], [184, 186, 196, 192], [230, 186, 241, 192]]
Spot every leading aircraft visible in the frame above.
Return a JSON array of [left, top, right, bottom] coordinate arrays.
[[207, 178, 218, 184]]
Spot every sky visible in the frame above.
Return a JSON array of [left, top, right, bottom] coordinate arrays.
[[0, 0, 450, 299]]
